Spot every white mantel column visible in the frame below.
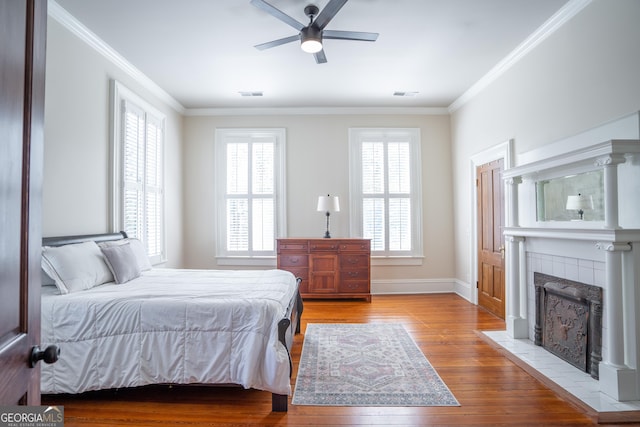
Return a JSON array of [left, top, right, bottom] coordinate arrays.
[[596, 241, 638, 401], [506, 177, 521, 228], [505, 177, 527, 338], [595, 155, 626, 229], [506, 235, 528, 338]]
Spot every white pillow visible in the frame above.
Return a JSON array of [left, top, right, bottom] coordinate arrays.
[[41, 268, 56, 286], [99, 238, 152, 271], [41, 241, 114, 294], [100, 242, 141, 284]]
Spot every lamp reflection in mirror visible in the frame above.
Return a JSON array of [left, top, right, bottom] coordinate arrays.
[[566, 193, 594, 220], [317, 194, 340, 238]]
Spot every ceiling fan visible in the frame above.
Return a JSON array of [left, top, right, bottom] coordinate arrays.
[[250, 0, 379, 64]]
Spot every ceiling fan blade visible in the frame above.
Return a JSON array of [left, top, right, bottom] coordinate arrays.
[[314, 49, 327, 64], [250, 0, 305, 31], [323, 30, 379, 42], [254, 35, 300, 50], [313, 0, 348, 30]]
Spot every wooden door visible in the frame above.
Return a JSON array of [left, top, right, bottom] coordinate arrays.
[[0, 0, 47, 405], [477, 159, 505, 319]]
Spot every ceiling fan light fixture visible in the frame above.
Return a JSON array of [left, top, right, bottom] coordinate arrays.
[[252, 0, 379, 63], [300, 27, 322, 53]]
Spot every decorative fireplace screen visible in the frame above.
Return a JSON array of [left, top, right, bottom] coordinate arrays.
[[533, 272, 603, 379]]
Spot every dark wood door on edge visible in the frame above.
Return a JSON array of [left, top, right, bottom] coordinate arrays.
[[0, 0, 47, 405], [477, 158, 505, 320]]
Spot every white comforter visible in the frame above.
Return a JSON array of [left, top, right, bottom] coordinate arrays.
[[41, 268, 298, 395]]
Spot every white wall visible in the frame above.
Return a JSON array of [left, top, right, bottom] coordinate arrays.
[[450, 0, 640, 287], [43, 18, 184, 266], [183, 113, 455, 285]]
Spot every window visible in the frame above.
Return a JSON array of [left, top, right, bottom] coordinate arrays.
[[349, 128, 423, 262], [215, 128, 286, 263], [111, 81, 165, 264]]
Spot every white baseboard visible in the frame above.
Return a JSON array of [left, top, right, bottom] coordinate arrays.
[[453, 279, 473, 302], [372, 278, 472, 302]]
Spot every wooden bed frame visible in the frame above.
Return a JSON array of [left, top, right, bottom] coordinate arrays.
[[41, 232, 303, 412]]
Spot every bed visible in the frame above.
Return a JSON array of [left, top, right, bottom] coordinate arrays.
[[39, 232, 303, 412]]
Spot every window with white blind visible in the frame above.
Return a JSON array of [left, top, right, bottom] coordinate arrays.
[[349, 128, 423, 263], [111, 81, 165, 264], [215, 128, 286, 264]]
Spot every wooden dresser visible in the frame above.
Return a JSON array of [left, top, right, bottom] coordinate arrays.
[[277, 238, 371, 302]]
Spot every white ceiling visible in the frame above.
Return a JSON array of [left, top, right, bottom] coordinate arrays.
[[53, 0, 570, 110]]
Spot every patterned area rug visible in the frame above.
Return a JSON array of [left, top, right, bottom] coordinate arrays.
[[292, 323, 459, 406]]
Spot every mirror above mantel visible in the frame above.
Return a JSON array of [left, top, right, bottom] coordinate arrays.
[[536, 170, 605, 222]]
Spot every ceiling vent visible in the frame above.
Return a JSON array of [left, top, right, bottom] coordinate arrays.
[[239, 91, 263, 97], [393, 91, 419, 97]]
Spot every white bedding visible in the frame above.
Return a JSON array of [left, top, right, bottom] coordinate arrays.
[[41, 268, 298, 396]]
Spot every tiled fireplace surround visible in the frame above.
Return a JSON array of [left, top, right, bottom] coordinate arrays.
[[482, 113, 640, 416]]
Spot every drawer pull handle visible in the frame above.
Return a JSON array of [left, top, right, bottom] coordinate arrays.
[[347, 258, 359, 264], [290, 257, 300, 263], [348, 272, 359, 277]]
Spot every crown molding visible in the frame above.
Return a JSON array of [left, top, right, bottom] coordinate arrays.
[[47, 0, 185, 114], [184, 106, 449, 116], [448, 0, 593, 113]]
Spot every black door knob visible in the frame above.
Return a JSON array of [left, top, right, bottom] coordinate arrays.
[[30, 345, 60, 368]]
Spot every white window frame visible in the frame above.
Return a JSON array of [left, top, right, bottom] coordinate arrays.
[[349, 128, 423, 265], [110, 80, 166, 265], [214, 128, 286, 266]]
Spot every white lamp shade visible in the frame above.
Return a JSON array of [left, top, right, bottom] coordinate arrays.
[[566, 194, 594, 210], [317, 195, 340, 213]]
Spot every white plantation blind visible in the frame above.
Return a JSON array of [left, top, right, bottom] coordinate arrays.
[[144, 115, 164, 259], [123, 104, 145, 241], [349, 128, 422, 259], [112, 81, 165, 264], [215, 129, 286, 262]]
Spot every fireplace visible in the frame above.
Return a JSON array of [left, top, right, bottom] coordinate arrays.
[[499, 117, 640, 401], [533, 272, 602, 379]]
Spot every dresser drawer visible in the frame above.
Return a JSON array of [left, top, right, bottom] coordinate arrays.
[[340, 269, 369, 282], [279, 254, 308, 267], [340, 254, 369, 268], [309, 242, 340, 252], [339, 280, 369, 293], [277, 240, 308, 252], [339, 241, 370, 252]]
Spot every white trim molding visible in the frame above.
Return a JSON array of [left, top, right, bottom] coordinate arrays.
[[371, 278, 458, 295], [185, 107, 449, 117]]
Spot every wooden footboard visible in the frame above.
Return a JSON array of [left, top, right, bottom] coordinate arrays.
[[273, 277, 303, 412]]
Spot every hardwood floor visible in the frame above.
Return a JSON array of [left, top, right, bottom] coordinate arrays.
[[42, 294, 636, 426]]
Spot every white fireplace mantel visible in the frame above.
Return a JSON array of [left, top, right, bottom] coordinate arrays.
[[501, 127, 640, 402], [504, 226, 640, 242]]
